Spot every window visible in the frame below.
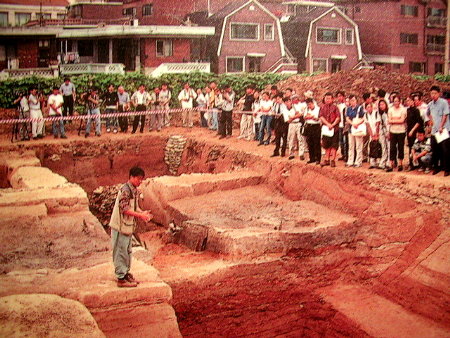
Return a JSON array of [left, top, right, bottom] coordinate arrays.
[[156, 40, 173, 57], [435, 63, 443, 74], [226, 57, 244, 73], [427, 8, 445, 17], [427, 35, 445, 45], [0, 12, 8, 27], [286, 4, 296, 15], [78, 40, 94, 57], [143, 4, 153, 16], [230, 23, 259, 40], [400, 33, 418, 45], [312, 58, 327, 72], [409, 62, 426, 73], [71, 5, 82, 18], [57, 14, 66, 20], [123, 7, 136, 16], [427, 35, 445, 53], [264, 24, 274, 40], [337, 6, 348, 15], [393, 64, 401, 70], [15, 13, 31, 26], [401, 5, 418, 17], [355, 6, 361, 13], [38, 40, 49, 48], [317, 28, 341, 44], [38, 13, 51, 20], [345, 29, 354, 45]]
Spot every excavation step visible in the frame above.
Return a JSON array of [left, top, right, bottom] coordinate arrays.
[[140, 170, 264, 226], [10, 166, 68, 189], [0, 259, 181, 338], [0, 150, 41, 187], [0, 184, 89, 213], [320, 283, 450, 338], [168, 185, 356, 255], [147, 171, 263, 202], [0, 294, 105, 338]]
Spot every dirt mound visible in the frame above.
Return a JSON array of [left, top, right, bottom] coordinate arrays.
[[276, 69, 450, 100], [0, 294, 105, 338]]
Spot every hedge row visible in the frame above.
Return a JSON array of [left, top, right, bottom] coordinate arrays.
[[0, 72, 295, 108]]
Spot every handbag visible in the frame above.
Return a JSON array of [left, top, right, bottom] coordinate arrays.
[[369, 140, 382, 158], [301, 123, 309, 136], [351, 119, 367, 136], [321, 125, 334, 137]]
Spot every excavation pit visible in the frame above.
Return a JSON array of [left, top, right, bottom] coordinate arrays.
[[0, 129, 448, 337]]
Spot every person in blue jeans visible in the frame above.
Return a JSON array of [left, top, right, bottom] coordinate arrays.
[[258, 92, 274, 145], [85, 88, 101, 137]]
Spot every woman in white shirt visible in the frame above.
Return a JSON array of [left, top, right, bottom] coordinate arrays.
[[387, 96, 407, 172], [365, 103, 381, 168], [196, 88, 207, 127], [252, 90, 261, 141], [304, 98, 321, 164]]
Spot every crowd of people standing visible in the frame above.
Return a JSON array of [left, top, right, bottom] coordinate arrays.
[[13, 77, 449, 177]]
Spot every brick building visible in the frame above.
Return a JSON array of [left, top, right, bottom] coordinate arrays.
[[199, 0, 290, 73], [337, 0, 448, 75], [0, 0, 68, 27], [282, 5, 362, 73]]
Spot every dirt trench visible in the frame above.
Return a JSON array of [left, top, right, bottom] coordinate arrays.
[[2, 129, 447, 337]]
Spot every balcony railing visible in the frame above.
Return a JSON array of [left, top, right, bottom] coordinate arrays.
[[427, 16, 447, 27], [151, 63, 210, 77], [426, 43, 445, 54], [0, 67, 59, 80], [25, 17, 131, 27], [60, 63, 125, 75]]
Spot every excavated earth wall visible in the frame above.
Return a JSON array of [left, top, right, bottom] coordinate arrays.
[[0, 131, 448, 337]]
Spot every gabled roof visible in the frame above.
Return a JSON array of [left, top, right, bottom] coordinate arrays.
[[211, 0, 285, 57], [304, 6, 362, 59]]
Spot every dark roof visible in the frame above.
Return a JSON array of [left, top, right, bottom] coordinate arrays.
[[208, 0, 252, 22], [281, 7, 330, 59], [288, 6, 330, 24]]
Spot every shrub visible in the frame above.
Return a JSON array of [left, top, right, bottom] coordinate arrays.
[[0, 72, 292, 108]]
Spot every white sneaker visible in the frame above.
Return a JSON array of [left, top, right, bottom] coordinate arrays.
[[106, 128, 111, 133]]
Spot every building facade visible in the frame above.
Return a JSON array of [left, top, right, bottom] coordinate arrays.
[[338, 0, 448, 75], [203, 0, 288, 73], [0, 0, 68, 27], [283, 5, 362, 73]]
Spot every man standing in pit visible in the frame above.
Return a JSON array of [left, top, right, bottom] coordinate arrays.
[[60, 77, 76, 121], [109, 166, 152, 287]]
